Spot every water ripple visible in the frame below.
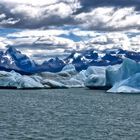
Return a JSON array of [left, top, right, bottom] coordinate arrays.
[[0, 88, 140, 140]]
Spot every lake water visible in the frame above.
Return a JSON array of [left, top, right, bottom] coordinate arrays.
[[0, 88, 140, 140]]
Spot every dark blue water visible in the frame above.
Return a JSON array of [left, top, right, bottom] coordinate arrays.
[[0, 88, 140, 140]]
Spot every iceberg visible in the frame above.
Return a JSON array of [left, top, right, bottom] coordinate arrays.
[[108, 73, 140, 93], [1, 47, 140, 91], [42, 79, 67, 88], [61, 64, 76, 73], [0, 70, 43, 89], [106, 58, 140, 93], [18, 76, 43, 89], [85, 66, 107, 89], [85, 74, 106, 89], [106, 58, 140, 86]]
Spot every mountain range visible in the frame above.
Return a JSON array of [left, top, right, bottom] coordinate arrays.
[[0, 46, 140, 74]]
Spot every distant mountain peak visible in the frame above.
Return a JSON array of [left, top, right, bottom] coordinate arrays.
[[0, 47, 139, 74], [6, 46, 19, 54]]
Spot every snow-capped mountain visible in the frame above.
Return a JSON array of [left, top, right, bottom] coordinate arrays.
[[0, 47, 37, 74], [0, 47, 66, 74], [40, 57, 65, 72], [64, 48, 140, 71], [0, 47, 140, 74]]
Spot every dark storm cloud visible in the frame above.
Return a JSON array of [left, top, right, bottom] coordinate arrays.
[[79, 0, 140, 12]]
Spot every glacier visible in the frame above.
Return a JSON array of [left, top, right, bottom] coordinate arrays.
[[0, 47, 140, 92]]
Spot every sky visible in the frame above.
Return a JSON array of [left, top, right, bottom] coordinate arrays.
[[0, 0, 140, 61]]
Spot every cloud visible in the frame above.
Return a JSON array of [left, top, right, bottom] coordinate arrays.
[[79, 0, 140, 12], [0, 0, 139, 31], [75, 7, 140, 31], [7, 29, 69, 37], [1, 28, 140, 61], [0, 0, 140, 59], [0, 0, 80, 29], [84, 32, 131, 51], [0, 37, 13, 49], [2, 0, 59, 6], [5, 29, 78, 60]]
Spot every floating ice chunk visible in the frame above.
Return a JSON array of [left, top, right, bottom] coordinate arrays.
[[106, 58, 140, 86], [17, 76, 44, 89], [107, 73, 140, 93], [0, 70, 43, 89], [42, 79, 67, 88], [85, 66, 107, 88], [72, 70, 87, 82], [85, 74, 106, 88], [85, 66, 106, 76]]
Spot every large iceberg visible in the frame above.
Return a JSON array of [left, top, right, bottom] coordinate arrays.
[[34, 65, 106, 88], [108, 73, 140, 93], [84, 58, 140, 92], [106, 58, 140, 93], [36, 64, 84, 88], [106, 58, 140, 86]]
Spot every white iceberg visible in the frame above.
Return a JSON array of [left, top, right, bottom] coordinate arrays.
[[85, 66, 107, 88], [0, 70, 43, 89]]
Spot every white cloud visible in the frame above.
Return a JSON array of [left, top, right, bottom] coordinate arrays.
[[84, 32, 134, 51], [0, 37, 13, 49], [1, 29, 140, 61], [6, 29, 77, 60], [10, 2, 73, 19], [75, 7, 140, 31], [46, 2, 73, 18], [0, 14, 6, 19], [0, 18, 19, 25], [0, 0, 81, 28], [0, 0, 139, 31], [2, 0, 59, 6], [7, 29, 69, 37]]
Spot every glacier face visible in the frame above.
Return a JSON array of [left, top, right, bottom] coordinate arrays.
[[0, 47, 140, 92]]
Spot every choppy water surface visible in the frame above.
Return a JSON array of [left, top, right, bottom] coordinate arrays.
[[0, 88, 140, 140]]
